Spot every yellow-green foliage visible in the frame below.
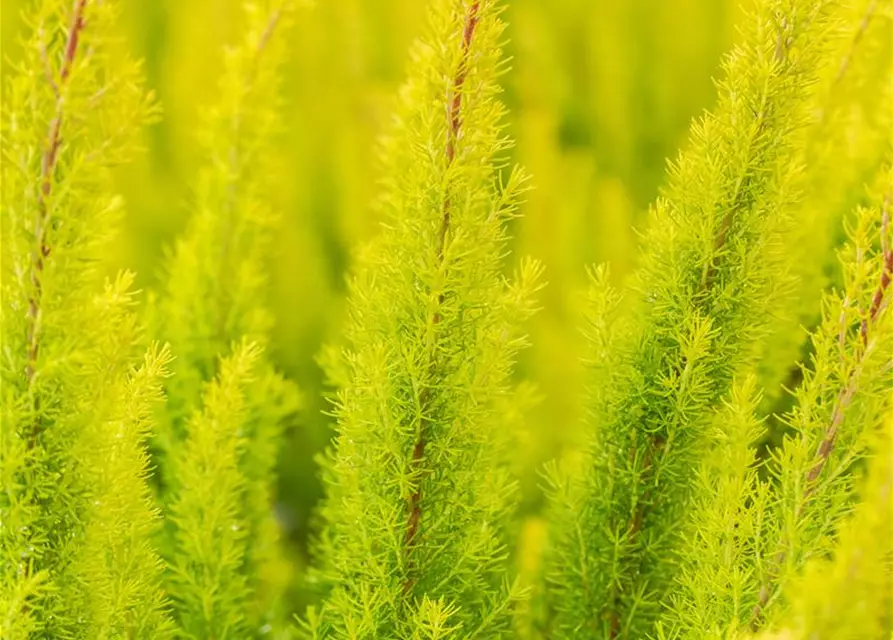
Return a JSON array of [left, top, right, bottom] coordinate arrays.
[[165, 341, 264, 639], [657, 161, 893, 640], [307, 2, 541, 635], [774, 408, 893, 639], [744, 407, 893, 640], [754, 0, 893, 412], [1, 0, 166, 636], [543, 1, 850, 636], [2, 0, 892, 638], [756, 164, 893, 630], [145, 1, 302, 635]]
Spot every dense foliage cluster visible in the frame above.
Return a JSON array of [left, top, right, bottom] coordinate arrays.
[[1, 0, 891, 638]]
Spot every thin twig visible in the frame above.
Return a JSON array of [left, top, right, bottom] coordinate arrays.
[[215, 3, 286, 343], [866, 194, 893, 331], [26, 0, 89, 448], [607, 14, 795, 637], [403, 0, 480, 597], [833, 0, 878, 87], [751, 190, 893, 628]]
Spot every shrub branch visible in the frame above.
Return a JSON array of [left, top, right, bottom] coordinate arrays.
[[26, 0, 88, 447], [404, 0, 481, 596]]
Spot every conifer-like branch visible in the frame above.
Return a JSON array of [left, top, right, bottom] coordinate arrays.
[[750, 167, 893, 629], [808, 237, 889, 481], [865, 194, 893, 332], [150, 0, 296, 428], [1, 0, 164, 635], [70, 295, 176, 638], [545, 1, 841, 637], [751, 0, 892, 408], [148, 2, 300, 635], [25, 0, 88, 446], [743, 409, 893, 640], [403, 0, 481, 595], [654, 377, 771, 639], [166, 342, 264, 639], [308, 0, 540, 635]]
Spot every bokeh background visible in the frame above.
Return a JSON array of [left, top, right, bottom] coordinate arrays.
[[2, 0, 742, 614]]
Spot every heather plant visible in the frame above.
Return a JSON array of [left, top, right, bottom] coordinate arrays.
[[543, 0, 838, 635], [1, 0, 300, 637], [753, 0, 893, 411], [303, 1, 542, 635], [1, 0, 169, 636], [751, 407, 893, 640], [2, 0, 892, 639], [145, 1, 301, 636], [541, 0, 893, 638], [658, 162, 893, 639]]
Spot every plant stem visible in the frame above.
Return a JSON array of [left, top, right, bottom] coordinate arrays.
[[605, 13, 797, 639], [27, 0, 88, 448], [751, 190, 893, 628], [403, 0, 480, 596]]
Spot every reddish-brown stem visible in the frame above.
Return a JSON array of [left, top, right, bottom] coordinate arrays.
[[437, 1, 479, 261], [752, 193, 893, 628], [834, 0, 877, 87], [61, 0, 86, 81], [26, 0, 88, 448], [402, 1, 480, 597], [256, 6, 282, 56], [805, 375, 857, 485], [807, 209, 891, 482], [866, 198, 893, 330], [860, 194, 892, 344], [610, 17, 795, 632], [607, 434, 664, 638], [753, 351, 864, 625]]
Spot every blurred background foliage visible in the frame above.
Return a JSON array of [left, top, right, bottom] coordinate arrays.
[[2, 0, 742, 614]]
